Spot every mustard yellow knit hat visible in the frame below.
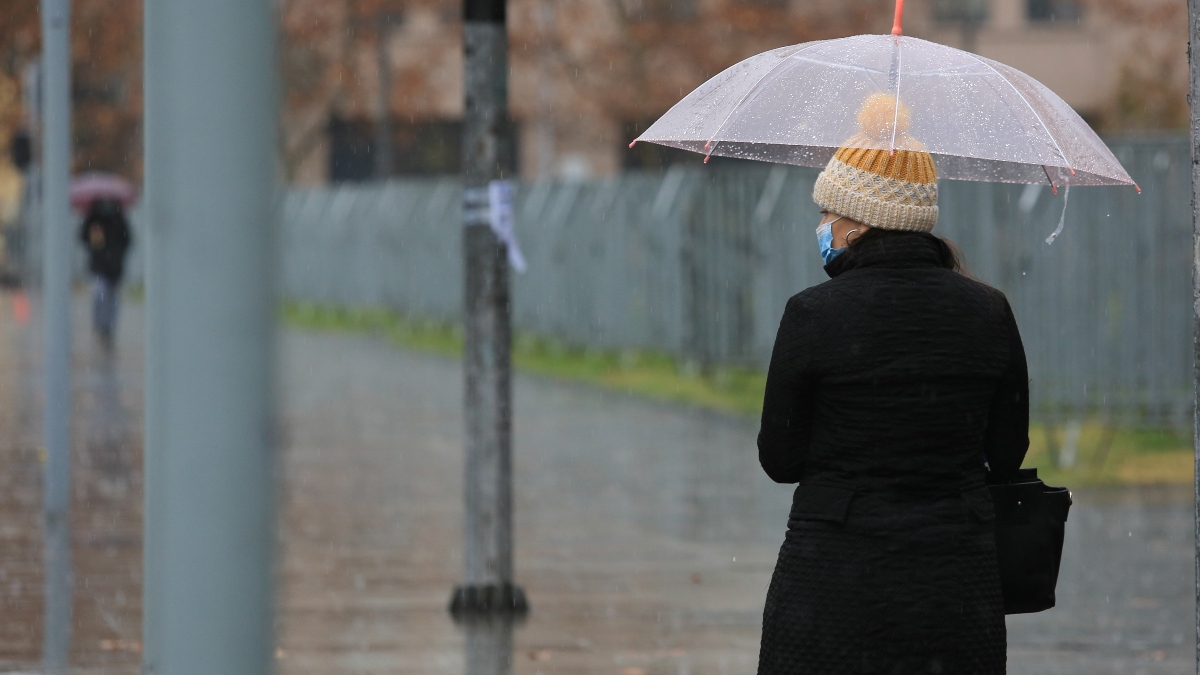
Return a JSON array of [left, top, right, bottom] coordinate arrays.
[[813, 93, 938, 232]]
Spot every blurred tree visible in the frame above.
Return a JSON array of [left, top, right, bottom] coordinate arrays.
[[279, 0, 454, 182], [1086, 0, 1188, 132], [508, 0, 893, 174], [277, 0, 892, 181], [2, 0, 1183, 184], [0, 0, 142, 179], [0, 1, 41, 148]]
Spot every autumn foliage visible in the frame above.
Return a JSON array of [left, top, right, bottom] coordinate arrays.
[[0, 0, 1189, 185]]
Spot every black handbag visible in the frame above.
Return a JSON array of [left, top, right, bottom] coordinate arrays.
[[988, 468, 1072, 614]]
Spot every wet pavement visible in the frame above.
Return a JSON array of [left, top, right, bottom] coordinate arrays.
[[0, 290, 1193, 674], [0, 291, 143, 674]]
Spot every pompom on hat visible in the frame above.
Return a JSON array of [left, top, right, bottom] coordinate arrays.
[[813, 92, 938, 232]]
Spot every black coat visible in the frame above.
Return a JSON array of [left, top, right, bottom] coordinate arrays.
[[756, 234, 1029, 675], [79, 211, 132, 282]]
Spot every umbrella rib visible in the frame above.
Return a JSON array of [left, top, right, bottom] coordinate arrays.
[[960, 51, 1072, 176], [704, 41, 829, 162], [1042, 164, 1058, 194]]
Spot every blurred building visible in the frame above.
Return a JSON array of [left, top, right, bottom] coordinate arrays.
[[280, 0, 1186, 185], [280, 0, 895, 183], [0, 0, 142, 179], [913, 0, 1187, 131], [0, 0, 1187, 186]]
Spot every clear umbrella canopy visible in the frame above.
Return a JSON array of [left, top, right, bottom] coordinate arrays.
[[635, 34, 1135, 189]]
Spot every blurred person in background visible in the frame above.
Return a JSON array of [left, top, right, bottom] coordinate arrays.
[[755, 95, 1029, 674], [78, 198, 131, 346]]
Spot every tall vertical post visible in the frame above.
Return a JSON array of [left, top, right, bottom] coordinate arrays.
[[450, 0, 527, 616], [142, 0, 278, 672], [534, 0, 555, 178], [39, 0, 72, 670], [1190, 0, 1200, 670], [20, 62, 43, 286], [374, 13, 397, 181]]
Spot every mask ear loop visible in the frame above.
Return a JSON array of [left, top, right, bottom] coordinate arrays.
[[844, 228, 862, 246], [817, 215, 844, 234], [816, 216, 844, 237]]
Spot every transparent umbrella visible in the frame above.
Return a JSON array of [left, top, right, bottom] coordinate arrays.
[[633, 33, 1136, 191]]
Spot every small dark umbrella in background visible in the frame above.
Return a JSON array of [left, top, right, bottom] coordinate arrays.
[[70, 172, 138, 212]]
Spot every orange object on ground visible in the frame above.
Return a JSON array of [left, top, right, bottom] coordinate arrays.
[[12, 291, 30, 325]]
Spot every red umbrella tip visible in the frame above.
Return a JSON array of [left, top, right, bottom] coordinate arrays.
[[1135, 183, 1142, 194], [704, 140, 712, 150], [703, 155, 710, 164], [1069, 168, 1076, 177], [891, 0, 905, 35], [628, 141, 637, 149], [1050, 185, 1058, 195]]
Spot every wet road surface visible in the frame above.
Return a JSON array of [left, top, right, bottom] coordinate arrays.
[[0, 292, 143, 674], [0, 291, 1193, 674]]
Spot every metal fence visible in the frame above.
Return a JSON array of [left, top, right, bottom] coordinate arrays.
[[271, 137, 1191, 427]]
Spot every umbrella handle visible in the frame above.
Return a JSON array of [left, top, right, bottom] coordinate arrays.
[[891, 0, 904, 35]]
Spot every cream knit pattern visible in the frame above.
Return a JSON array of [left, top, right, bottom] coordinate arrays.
[[812, 92, 939, 232], [813, 157, 939, 233]]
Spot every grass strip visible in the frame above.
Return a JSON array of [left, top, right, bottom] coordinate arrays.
[[281, 301, 767, 416], [281, 301, 1193, 486]]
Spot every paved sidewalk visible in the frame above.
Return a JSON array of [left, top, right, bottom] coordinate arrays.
[[273, 328, 1194, 675], [0, 292, 143, 673], [0, 292, 1193, 674]]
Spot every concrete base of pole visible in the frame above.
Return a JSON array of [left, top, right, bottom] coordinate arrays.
[[449, 583, 529, 617]]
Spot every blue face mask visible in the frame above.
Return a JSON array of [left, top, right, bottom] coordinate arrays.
[[816, 216, 845, 264]]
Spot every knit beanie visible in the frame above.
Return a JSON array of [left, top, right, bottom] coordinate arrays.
[[812, 93, 938, 232]]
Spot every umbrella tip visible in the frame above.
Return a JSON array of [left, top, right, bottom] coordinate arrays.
[[704, 140, 712, 150], [1134, 183, 1142, 194], [1050, 185, 1058, 195], [628, 141, 637, 149], [1069, 168, 1076, 176], [891, 0, 905, 35], [703, 155, 711, 164]]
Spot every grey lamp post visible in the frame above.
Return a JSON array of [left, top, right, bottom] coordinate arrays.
[[39, 0, 73, 668], [142, 0, 279, 671], [374, 11, 403, 180], [1189, 0, 1200, 669], [451, 0, 528, 617]]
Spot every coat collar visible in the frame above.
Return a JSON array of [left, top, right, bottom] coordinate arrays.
[[823, 233, 945, 278]]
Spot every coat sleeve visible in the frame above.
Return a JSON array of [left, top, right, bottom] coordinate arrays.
[[757, 296, 816, 484], [983, 300, 1030, 482]]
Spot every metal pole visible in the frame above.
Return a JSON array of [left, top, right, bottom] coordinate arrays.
[[21, 62, 43, 288], [1190, 0, 1200, 670], [534, 0, 555, 178], [39, 0, 72, 669], [450, 0, 527, 616], [142, 0, 278, 672], [462, 617, 515, 675], [374, 14, 397, 181]]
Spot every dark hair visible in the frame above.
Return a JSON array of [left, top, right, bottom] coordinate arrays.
[[845, 227, 968, 274]]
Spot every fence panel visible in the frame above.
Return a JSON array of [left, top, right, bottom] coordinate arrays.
[[261, 137, 1194, 425]]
